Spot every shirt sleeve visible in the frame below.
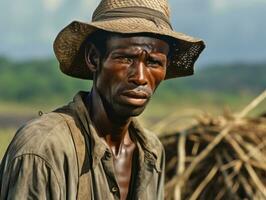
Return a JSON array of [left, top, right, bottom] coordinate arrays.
[[0, 154, 61, 200]]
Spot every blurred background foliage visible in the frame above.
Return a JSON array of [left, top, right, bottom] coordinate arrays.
[[0, 55, 265, 103], [0, 55, 265, 115], [0, 56, 90, 104]]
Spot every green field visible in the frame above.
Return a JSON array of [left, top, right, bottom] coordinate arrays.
[[0, 128, 15, 159]]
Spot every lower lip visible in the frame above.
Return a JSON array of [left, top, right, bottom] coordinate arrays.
[[120, 95, 148, 106]]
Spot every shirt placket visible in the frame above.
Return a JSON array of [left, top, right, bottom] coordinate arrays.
[[134, 143, 157, 198], [101, 150, 120, 200]]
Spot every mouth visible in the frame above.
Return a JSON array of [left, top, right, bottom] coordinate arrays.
[[120, 90, 150, 106]]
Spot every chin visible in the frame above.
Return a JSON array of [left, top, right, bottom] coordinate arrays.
[[127, 106, 146, 116], [114, 104, 147, 118]]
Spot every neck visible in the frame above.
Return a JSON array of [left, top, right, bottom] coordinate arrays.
[[88, 87, 132, 155]]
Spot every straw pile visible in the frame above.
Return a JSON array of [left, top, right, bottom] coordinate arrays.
[[158, 91, 266, 200]]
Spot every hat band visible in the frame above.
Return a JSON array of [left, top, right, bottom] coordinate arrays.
[[92, 6, 173, 30]]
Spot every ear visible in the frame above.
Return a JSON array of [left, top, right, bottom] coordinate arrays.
[[85, 43, 100, 72]]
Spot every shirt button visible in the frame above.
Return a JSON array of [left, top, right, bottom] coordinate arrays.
[[145, 154, 153, 162], [105, 151, 112, 160], [146, 153, 152, 159], [111, 186, 118, 193]]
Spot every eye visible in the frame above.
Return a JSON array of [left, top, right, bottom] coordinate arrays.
[[146, 58, 164, 68], [115, 56, 133, 64]]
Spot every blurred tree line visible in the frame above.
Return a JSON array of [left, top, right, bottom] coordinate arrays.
[[0, 56, 265, 104], [0, 56, 90, 103]]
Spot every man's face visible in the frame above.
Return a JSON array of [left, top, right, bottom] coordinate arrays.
[[95, 34, 169, 117]]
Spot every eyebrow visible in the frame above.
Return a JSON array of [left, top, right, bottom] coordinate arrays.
[[110, 50, 167, 63], [108, 43, 153, 52]]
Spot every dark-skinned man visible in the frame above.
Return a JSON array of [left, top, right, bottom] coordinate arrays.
[[0, 0, 205, 199]]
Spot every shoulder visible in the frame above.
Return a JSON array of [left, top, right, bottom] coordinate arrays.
[[2, 112, 77, 172], [0, 152, 61, 199]]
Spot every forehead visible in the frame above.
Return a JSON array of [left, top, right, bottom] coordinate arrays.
[[105, 34, 170, 54]]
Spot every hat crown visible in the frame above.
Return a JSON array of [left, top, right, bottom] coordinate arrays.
[[54, 0, 205, 80], [92, 0, 170, 21]]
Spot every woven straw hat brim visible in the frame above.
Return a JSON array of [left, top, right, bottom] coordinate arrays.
[[54, 18, 205, 80]]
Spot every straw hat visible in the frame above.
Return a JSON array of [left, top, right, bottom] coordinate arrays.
[[54, 0, 205, 80]]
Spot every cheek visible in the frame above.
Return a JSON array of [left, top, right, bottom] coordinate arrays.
[[149, 68, 166, 90], [96, 62, 126, 95]]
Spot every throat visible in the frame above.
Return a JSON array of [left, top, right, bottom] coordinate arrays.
[[112, 141, 137, 200], [104, 130, 133, 156]]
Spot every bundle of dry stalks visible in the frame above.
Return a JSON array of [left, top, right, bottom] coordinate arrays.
[[159, 90, 266, 200]]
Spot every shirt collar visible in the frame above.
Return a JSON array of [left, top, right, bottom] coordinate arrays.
[[70, 91, 162, 171]]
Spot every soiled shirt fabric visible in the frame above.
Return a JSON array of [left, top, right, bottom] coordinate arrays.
[[0, 91, 165, 200]]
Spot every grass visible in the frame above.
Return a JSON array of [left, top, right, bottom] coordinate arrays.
[[0, 100, 66, 115], [0, 128, 16, 160]]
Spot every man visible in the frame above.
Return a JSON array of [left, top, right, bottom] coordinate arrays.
[[0, 0, 205, 199]]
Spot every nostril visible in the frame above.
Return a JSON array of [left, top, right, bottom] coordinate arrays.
[[132, 77, 147, 86], [129, 70, 148, 86], [129, 75, 148, 86]]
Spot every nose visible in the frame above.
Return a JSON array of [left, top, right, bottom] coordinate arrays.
[[128, 61, 148, 86]]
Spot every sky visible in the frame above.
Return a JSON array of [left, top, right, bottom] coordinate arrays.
[[0, 0, 266, 66]]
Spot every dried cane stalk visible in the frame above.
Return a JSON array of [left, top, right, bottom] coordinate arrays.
[[174, 132, 186, 200], [189, 166, 218, 200], [176, 90, 266, 187], [245, 164, 266, 198]]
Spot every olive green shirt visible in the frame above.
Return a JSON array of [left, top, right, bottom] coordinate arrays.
[[0, 92, 165, 199]]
